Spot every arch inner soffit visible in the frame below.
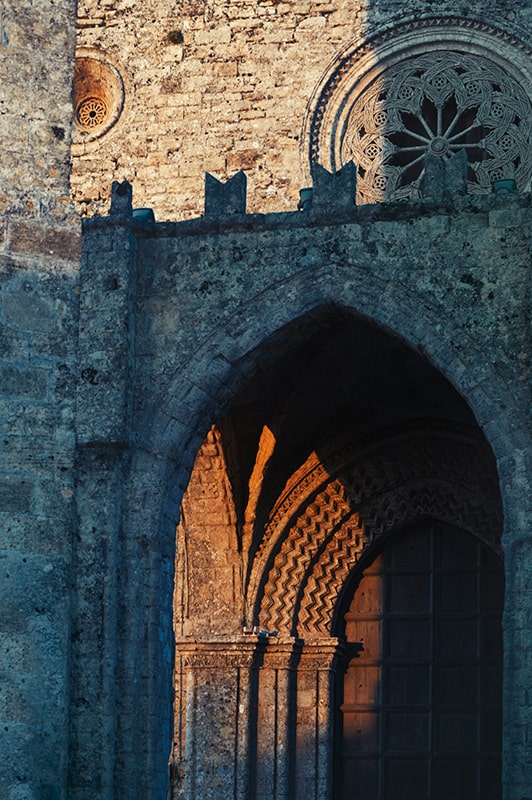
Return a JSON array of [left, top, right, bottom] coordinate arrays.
[[176, 315, 503, 639]]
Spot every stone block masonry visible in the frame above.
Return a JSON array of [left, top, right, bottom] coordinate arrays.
[[0, 0, 531, 797], [0, 1, 78, 217], [0, 197, 81, 800], [71, 0, 532, 222], [70, 184, 532, 799], [0, 2, 81, 799], [0, 222, 81, 800]]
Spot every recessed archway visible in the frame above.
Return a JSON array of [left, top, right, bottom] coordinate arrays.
[[172, 309, 502, 800]]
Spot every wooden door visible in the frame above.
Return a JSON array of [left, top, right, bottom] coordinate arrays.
[[337, 523, 503, 800]]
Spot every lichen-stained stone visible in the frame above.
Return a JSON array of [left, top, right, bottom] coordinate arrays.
[[70, 187, 532, 800], [0, 3, 81, 799], [1, 0, 532, 798]]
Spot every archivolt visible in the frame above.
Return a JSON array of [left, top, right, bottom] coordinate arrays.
[[253, 424, 502, 637]]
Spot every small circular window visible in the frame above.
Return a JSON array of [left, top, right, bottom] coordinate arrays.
[[77, 97, 108, 129], [73, 52, 124, 144]]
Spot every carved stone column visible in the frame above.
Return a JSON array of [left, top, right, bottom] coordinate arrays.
[[172, 637, 265, 800], [295, 638, 344, 800], [255, 637, 302, 800], [173, 636, 344, 800]]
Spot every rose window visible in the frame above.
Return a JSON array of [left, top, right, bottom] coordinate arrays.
[[341, 51, 532, 203], [72, 53, 125, 146], [77, 97, 108, 130]]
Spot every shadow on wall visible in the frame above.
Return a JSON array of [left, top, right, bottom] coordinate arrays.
[[305, 11, 532, 203]]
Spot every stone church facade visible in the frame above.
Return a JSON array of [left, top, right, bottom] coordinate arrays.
[[1, 2, 531, 800]]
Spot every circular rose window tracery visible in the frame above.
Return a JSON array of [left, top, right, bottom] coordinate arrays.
[[72, 52, 125, 147], [77, 97, 108, 129], [341, 51, 532, 203]]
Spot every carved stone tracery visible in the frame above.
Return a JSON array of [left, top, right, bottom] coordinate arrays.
[[342, 51, 532, 202], [77, 96, 108, 129], [306, 18, 532, 203]]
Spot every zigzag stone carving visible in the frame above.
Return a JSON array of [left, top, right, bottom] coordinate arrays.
[[257, 427, 501, 636], [259, 479, 352, 633]]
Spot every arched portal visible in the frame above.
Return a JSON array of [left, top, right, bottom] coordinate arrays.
[[336, 522, 503, 800], [171, 310, 503, 800]]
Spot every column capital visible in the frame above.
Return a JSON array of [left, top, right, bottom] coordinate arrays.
[[299, 636, 345, 670], [176, 635, 266, 669]]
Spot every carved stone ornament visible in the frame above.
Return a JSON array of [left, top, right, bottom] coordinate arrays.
[[343, 51, 532, 202], [77, 97, 108, 129], [305, 18, 532, 203], [72, 50, 125, 150], [254, 426, 502, 637]]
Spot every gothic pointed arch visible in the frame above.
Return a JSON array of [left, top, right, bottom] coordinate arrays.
[[171, 307, 506, 800]]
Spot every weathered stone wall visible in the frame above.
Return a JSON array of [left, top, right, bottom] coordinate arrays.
[[71, 0, 532, 220], [0, 2, 80, 799], [72, 184, 532, 798], [1, 0, 531, 797], [0, 1, 76, 217], [131, 198, 531, 443]]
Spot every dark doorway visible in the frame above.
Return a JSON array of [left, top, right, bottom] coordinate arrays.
[[336, 522, 503, 800]]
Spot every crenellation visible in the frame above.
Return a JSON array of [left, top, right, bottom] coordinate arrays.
[[1, 0, 532, 797]]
